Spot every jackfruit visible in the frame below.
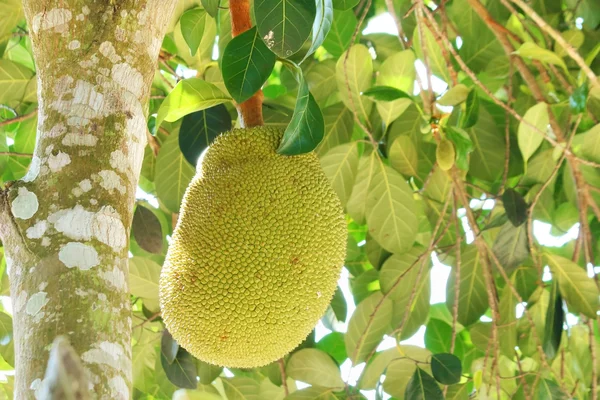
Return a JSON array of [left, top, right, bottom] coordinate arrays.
[[159, 127, 346, 368]]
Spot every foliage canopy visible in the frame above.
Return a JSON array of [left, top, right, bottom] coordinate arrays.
[[1, 0, 600, 398]]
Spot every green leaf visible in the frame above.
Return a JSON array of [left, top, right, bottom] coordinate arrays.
[[161, 330, 180, 365], [492, 222, 529, 276], [336, 44, 373, 121], [379, 246, 427, 300], [330, 286, 347, 322], [363, 86, 412, 102], [129, 257, 162, 306], [438, 85, 470, 106], [502, 189, 528, 227], [320, 142, 360, 206], [569, 82, 588, 114], [132, 205, 164, 254], [404, 367, 444, 400], [161, 348, 198, 389], [383, 346, 432, 397], [445, 126, 473, 171], [365, 233, 391, 269], [173, 389, 223, 400], [286, 349, 344, 389], [535, 379, 567, 399], [179, 104, 232, 165], [543, 281, 563, 360], [222, 26, 277, 104], [413, 25, 450, 83], [155, 131, 196, 213], [332, 0, 359, 10], [468, 106, 504, 181], [316, 332, 347, 364], [461, 89, 479, 129], [543, 253, 600, 319], [322, 9, 357, 58], [222, 377, 261, 400], [446, 246, 488, 326], [0, 312, 13, 367], [0, 0, 23, 43], [201, 0, 220, 17], [515, 42, 567, 70], [305, 59, 338, 105], [302, 0, 334, 62], [346, 152, 377, 224], [431, 353, 462, 385], [518, 102, 549, 162], [277, 70, 324, 155], [366, 159, 418, 253], [180, 8, 208, 56], [0, 59, 34, 104], [156, 78, 231, 127], [254, 0, 316, 57], [424, 319, 452, 354], [345, 291, 393, 364], [316, 103, 354, 156], [197, 360, 222, 385], [284, 386, 340, 399], [389, 135, 419, 178]]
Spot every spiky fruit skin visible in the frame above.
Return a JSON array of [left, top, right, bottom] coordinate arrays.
[[159, 127, 346, 368]]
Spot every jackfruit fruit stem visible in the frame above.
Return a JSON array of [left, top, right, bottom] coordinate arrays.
[[230, 0, 264, 128]]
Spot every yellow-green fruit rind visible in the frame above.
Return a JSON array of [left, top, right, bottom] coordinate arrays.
[[159, 127, 346, 368], [436, 139, 455, 171]]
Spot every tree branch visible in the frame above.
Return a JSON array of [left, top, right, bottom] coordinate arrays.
[[230, 0, 264, 127], [506, 0, 599, 88], [0, 109, 37, 127]]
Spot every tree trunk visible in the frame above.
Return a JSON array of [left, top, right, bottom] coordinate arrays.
[[0, 1, 177, 398]]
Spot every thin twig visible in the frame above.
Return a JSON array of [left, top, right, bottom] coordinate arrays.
[[507, 0, 599, 88], [278, 359, 289, 396], [0, 152, 33, 158], [0, 109, 38, 127]]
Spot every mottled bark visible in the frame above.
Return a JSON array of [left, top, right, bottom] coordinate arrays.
[[0, 1, 177, 398]]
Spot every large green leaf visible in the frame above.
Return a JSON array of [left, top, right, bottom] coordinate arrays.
[[346, 152, 377, 224], [322, 9, 357, 58], [374, 50, 415, 126], [222, 377, 261, 400], [336, 44, 373, 121], [277, 68, 324, 155], [0, 0, 23, 43], [544, 253, 600, 318], [155, 131, 196, 213], [320, 142, 360, 206], [286, 349, 344, 389], [179, 104, 232, 165], [492, 222, 529, 275], [345, 291, 393, 364], [383, 346, 432, 398], [389, 136, 419, 179], [404, 367, 444, 400], [316, 103, 353, 156], [365, 159, 418, 254], [518, 102, 549, 162], [302, 0, 334, 62], [157, 78, 231, 126], [129, 257, 162, 309], [412, 25, 450, 82], [305, 60, 338, 105], [254, 0, 316, 57], [221, 26, 277, 103], [0, 59, 34, 104], [446, 245, 489, 326], [515, 42, 567, 70], [180, 8, 208, 56], [468, 106, 504, 182]]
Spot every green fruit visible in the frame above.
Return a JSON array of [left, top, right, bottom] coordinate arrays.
[[159, 127, 346, 368], [436, 139, 455, 171]]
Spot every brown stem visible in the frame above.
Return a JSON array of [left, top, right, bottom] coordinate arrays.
[[230, 0, 264, 127], [0, 109, 38, 127], [467, 0, 547, 103], [0, 152, 33, 158], [278, 358, 289, 396], [507, 0, 599, 88]]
